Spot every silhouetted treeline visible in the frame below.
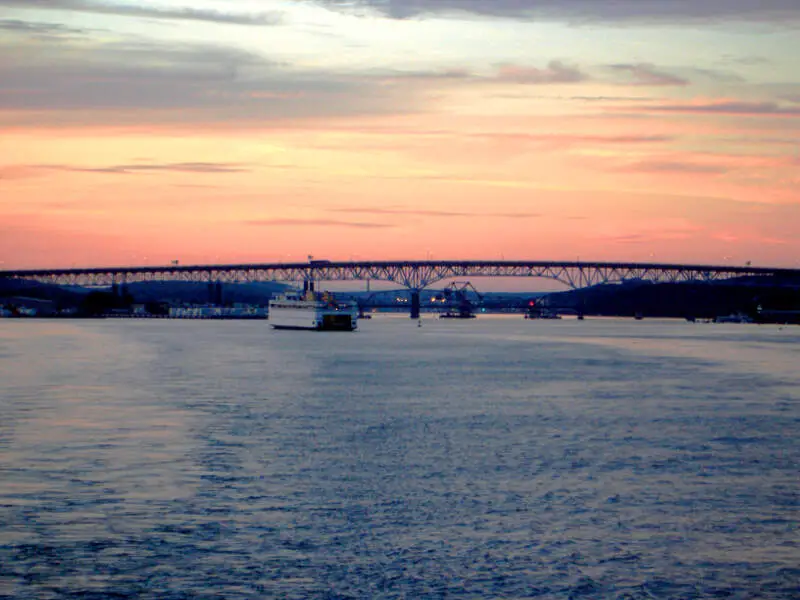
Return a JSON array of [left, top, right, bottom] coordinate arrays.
[[544, 277, 800, 321], [0, 278, 289, 316]]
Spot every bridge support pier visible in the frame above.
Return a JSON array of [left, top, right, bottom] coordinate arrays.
[[208, 282, 223, 306], [410, 289, 421, 319], [110, 282, 131, 307]]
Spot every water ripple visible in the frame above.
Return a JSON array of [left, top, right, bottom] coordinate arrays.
[[1, 318, 798, 598]]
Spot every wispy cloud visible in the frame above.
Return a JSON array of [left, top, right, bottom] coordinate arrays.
[[315, 0, 800, 24], [0, 18, 90, 37], [0, 35, 415, 123], [609, 63, 689, 87], [0, 39, 261, 111], [332, 207, 470, 217], [245, 218, 394, 229], [570, 95, 658, 102], [330, 207, 541, 218], [0, 0, 281, 26], [370, 62, 588, 86], [603, 230, 697, 244], [495, 61, 586, 85], [606, 150, 792, 175], [467, 132, 672, 145], [691, 67, 745, 83], [639, 100, 800, 116], [608, 234, 649, 245], [377, 68, 473, 81], [721, 55, 771, 66], [618, 160, 730, 174], [39, 162, 250, 174]]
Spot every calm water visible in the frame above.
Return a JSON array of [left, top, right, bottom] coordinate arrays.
[[0, 317, 798, 599]]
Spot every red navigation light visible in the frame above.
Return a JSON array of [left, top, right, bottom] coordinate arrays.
[[528, 300, 536, 306]]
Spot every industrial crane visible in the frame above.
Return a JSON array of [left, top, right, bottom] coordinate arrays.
[[438, 281, 484, 319]]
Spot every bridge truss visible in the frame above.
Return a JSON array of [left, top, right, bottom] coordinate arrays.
[[2, 260, 796, 291]]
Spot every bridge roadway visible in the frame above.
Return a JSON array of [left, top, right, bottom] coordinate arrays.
[[2, 260, 796, 289], [3, 259, 798, 318]]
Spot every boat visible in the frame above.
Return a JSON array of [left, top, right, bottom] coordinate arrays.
[[524, 309, 561, 320], [714, 313, 754, 324], [268, 285, 358, 331], [439, 311, 476, 319]]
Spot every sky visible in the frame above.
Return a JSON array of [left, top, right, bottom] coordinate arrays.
[[1, 0, 799, 270]]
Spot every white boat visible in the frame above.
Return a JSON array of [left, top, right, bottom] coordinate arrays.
[[268, 289, 358, 331]]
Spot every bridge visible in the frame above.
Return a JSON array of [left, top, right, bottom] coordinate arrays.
[[3, 260, 798, 318]]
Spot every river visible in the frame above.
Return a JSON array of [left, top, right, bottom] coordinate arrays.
[[0, 316, 798, 598]]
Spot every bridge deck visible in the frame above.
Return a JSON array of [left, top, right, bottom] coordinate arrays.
[[2, 260, 798, 290]]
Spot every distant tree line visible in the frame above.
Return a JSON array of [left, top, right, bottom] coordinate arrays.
[[543, 279, 800, 321]]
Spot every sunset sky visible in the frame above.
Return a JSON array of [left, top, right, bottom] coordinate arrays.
[[1, 0, 799, 269]]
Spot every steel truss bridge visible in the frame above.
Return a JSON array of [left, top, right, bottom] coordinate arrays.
[[3, 260, 798, 288], [3, 259, 798, 316], [3, 260, 796, 289]]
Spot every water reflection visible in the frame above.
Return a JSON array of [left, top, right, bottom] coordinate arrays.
[[1, 318, 798, 598]]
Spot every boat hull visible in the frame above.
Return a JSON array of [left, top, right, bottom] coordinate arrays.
[[271, 324, 356, 331], [268, 302, 357, 331]]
